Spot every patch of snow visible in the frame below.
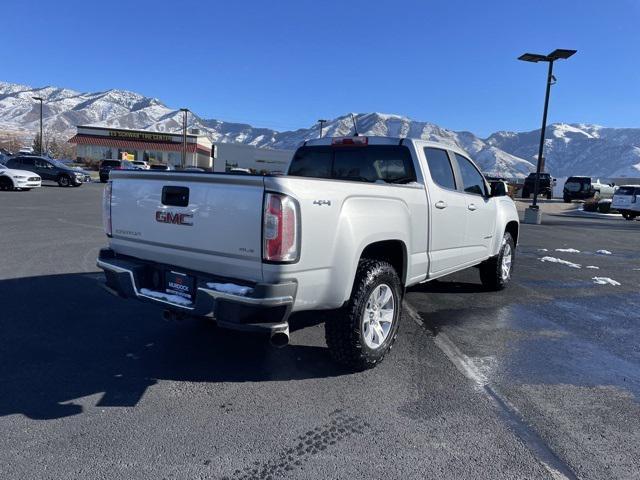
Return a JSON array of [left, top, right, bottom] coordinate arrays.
[[139, 288, 193, 305], [585, 266, 600, 269], [555, 248, 580, 253], [596, 250, 612, 255], [540, 256, 581, 269], [592, 277, 621, 286], [206, 282, 254, 296]]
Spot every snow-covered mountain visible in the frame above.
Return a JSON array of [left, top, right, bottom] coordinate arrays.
[[2, 80, 638, 178], [487, 124, 640, 177]]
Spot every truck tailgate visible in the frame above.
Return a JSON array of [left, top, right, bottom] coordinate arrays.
[[109, 171, 265, 282]]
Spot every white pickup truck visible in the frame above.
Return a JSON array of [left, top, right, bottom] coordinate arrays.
[[98, 136, 519, 370]]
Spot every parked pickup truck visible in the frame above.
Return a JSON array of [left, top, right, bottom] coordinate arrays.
[[98, 136, 519, 370]]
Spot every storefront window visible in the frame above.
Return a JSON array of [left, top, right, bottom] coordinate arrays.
[[167, 152, 181, 168], [143, 150, 164, 165]]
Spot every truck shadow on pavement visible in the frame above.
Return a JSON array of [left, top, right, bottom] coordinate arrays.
[[0, 273, 346, 420]]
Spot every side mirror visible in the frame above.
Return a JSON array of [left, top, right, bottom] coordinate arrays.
[[490, 181, 507, 197]]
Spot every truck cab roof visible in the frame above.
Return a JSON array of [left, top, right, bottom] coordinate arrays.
[[302, 136, 472, 158]]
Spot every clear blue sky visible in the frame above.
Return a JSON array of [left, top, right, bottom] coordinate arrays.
[[2, 0, 639, 136]]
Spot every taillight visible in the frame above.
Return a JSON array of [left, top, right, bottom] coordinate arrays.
[[263, 193, 299, 262], [103, 182, 112, 236]]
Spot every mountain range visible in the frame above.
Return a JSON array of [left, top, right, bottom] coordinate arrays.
[[1, 80, 639, 178]]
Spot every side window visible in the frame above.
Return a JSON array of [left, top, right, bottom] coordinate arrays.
[[424, 147, 456, 190], [455, 154, 487, 196], [21, 157, 36, 167], [288, 148, 332, 178], [35, 159, 49, 168]]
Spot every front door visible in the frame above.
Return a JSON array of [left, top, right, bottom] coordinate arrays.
[[453, 153, 496, 263]]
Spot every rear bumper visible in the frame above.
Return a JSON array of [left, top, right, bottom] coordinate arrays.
[[97, 248, 296, 334]]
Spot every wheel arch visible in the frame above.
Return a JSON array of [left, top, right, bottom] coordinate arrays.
[[359, 239, 408, 287], [505, 220, 519, 245]]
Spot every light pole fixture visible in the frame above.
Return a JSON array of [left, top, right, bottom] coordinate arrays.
[[318, 119, 328, 138], [518, 49, 576, 224], [32, 96, 44, 155], [179, 108, 189, 168]]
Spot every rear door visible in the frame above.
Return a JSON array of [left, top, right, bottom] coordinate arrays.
[[422, 147, 468, 275], [452, 153, 496, 263], [109, 172, 266, 282], [34, 158, 55, 180]]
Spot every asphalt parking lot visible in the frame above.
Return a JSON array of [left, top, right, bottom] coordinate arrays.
[[1, 184, 639, 480]]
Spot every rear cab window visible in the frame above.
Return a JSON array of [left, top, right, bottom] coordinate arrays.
[[288, 145, 416, 184], [424, 147, 456, 190]]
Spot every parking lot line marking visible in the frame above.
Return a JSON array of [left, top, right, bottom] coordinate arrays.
[[403, 301, 579, 480]]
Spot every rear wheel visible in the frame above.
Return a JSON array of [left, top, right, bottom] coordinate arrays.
[[0, 177, 14, 191], [325, 259, 402, 371], [479, 232, 515, 291], [622, 212, 636, 221], [598, 203, 611, 214], [58, 175, 71, 187]]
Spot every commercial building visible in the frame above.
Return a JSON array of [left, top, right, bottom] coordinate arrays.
[[69, 125, 295, 173], [69, 125, 213, 169], [212, 142, 293, 173]]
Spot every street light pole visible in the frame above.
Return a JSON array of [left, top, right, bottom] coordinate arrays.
[[180, 108, 189, 168], [318, 119, 328, 138], [518, 49, 576, 224], [32, 97, 43, 155], [531, 60, 554, 210]]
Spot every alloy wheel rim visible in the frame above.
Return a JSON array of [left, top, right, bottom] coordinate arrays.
[[362, 284, 395, 350], [501, 243, 512, 280]]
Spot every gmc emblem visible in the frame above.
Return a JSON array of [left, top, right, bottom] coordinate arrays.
[[156, 211, 193, 226]]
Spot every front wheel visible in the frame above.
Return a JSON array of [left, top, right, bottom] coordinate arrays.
[[563, 195, 571, 203], [479, 232, 515, 291], [546, 191, 553, 200], [325, 259, 402, 371], [0, 177, 14, 191], [58, 175, 71, 187], [622, 212, 636, 221]]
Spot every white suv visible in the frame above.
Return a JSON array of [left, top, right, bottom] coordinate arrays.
[[612, 185, 640, 220]]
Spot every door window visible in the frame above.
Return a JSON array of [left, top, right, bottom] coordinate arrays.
[[21, 157, 36, 167], [424, 147, 456, 190], [455, 154, 487, 196], [35, 159, 52, 169]]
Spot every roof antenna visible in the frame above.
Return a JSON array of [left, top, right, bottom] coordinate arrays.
[[350, 113, 359, 136]]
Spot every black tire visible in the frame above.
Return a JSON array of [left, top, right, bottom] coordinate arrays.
[[0, 177, 14, 191], [563, 195, 571, 203], [546, 190, 552, 200], [479, 232, 515, 291], [598, 203, 611, 214], [521, 188, 530, 198], [325, 259, 402, 371], [58, 175, 71, 187], [622, 212, 636, 221]]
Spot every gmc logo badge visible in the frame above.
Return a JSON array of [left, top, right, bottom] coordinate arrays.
[[155, 211, 193, 226]]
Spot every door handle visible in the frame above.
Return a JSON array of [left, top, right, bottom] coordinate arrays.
[[435, 200, 447, 209], [467, 203, 477, 211]]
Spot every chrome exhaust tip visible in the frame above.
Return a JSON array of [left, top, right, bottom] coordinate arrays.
[[270, 327, 290, 348]]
